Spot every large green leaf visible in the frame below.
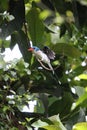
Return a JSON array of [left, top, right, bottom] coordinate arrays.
[[76, 91, 87, 108], [78, 74, 87, 80], [0, 0, 8, 12], [73, 122, 87, 130], [72, 87, 87, 110], [26, 7, 44, 45], [41, 125, 63, 130], [32, 115, 67, 130], [53, 43, 81, 58], [41, 115, 67, 130], [48, 92, 73, 118], [65, 108, 86, 130]]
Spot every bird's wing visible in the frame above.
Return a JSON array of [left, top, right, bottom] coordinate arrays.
[[42, 46, 55, 60]]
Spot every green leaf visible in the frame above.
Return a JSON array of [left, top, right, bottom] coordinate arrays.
[[72, 88, 87, 109], [34, 99, 45, 113], [48, 92, 73, 118], [32, 115, 67, 130], [10, 127, 18, 130], [65, 108, 86, 130], [42, 125, 62, 130], [75, 86, 85, 97], [73, 122, 87, 130], [78, 74, 87, 80], [0, 0, 25, 38], [53, 43, 81, 58], [72, 66, 87, 77], [0, 54, 6, 69], [42, 115, 67, 130], [32, 119, 49, 128], [0, 0, 8, 12], [76, 91, 87, 108], [26, 7, 44, 45]]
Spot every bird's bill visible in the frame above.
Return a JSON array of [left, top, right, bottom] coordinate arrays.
[[28, 48, 34, 51]]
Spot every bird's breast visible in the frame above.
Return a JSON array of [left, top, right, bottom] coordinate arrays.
[[33, 50, 50, 63]]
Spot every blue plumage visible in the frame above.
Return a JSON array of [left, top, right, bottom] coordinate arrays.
[[32, 46, 40, 51]]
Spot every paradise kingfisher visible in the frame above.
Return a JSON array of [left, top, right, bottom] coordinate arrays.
[[28, 46, 55, 74]]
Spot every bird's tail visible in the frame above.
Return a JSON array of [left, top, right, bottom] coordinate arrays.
[[37, 59, 54, 74], [48, 63, 54, 74]]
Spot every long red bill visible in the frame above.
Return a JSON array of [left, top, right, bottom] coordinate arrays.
[[28, 48, 34, 51]]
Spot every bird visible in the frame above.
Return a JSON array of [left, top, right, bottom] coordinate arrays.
[[28, 46, 55, 74]]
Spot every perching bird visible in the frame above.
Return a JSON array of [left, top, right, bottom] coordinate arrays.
[[28, 46, 55, 74]]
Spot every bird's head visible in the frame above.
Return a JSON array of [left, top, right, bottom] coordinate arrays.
[[28, 46, 40, 52]]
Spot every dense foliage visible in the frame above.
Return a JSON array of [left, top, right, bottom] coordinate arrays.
[[0, 0, 87, 130]]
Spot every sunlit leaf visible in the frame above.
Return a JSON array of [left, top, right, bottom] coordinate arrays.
[[78, 74, 87, 80], [42, 125, 62, 130], [42, 115, 67, 130], [32, 119, 48, 128], [73, 88, 87, 109], [78, 0, 87, 6], [73, 122, 87, 130], [32, 115, 67, 130]]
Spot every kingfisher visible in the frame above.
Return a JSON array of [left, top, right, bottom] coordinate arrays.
[[28, 46, 55, 74]]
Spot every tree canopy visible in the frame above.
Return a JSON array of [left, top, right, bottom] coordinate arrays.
[[0, 0, 87, 130]]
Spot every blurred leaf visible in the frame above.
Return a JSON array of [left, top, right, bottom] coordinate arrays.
[[0, 0, 25, 38], [41, 115, 67, 130], [32, 119, 49, 128], [10, 127, 18, 130], [0, 54, 6, 69], [39, 10, 51, 20], [53, 43, 81, 58], [72, 65, 87, 77], [17, 85, 25, 95], [75, 86, 85, 97], [32, 115, 67, 130], [48, 92, 73, 117], [34, 99, 45, 113], [65, 108, 86, 130], [41, 125, 63, 130], [71, 87, 87, 110], [75, 90, 87, 108], [0, 0, 8, 12], [78, 74, 87, 80], [73, 122, 87, 130], [26, 7, 44, 45], [50, 32, 60, 44]]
